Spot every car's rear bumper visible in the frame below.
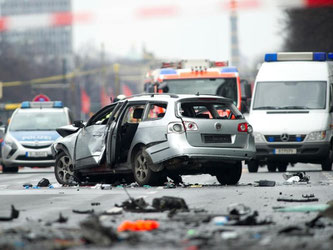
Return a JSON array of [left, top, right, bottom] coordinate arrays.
[[146, 134, 256, 164], [254, 142, 330, 163]]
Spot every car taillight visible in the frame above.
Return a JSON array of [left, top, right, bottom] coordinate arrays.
[[168, 122, 185, 134], [238, 122, 251, 133], [184, 121, 198, 131]]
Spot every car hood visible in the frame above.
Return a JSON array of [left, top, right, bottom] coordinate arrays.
[[248, 111, 328, 134], [9, 131, 60, 142]]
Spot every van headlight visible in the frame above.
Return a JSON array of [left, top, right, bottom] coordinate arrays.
[[307, 131, 326, 141], [253, 132, 265, 143]]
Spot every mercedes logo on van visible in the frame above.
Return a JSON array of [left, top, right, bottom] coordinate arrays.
[[215, 122, 222, 130], [281, 133, 289, 142]]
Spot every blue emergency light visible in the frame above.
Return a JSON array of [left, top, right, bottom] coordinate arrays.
[[53, 101, 63, 108], [313, 52, 326, 61], [221, 67, 238, 73], [328, 53, 333, 60], [20, 101, 63, 108], [21, 101, 30, 108], [265, 52, 327, 62], [264, 53, 278, 62], [159, 68, 177, 75]]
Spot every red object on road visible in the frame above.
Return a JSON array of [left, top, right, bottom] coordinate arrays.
[[117, 220, 159, 232]]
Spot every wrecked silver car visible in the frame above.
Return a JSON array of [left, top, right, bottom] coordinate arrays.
[[52, 94, 256, 186]]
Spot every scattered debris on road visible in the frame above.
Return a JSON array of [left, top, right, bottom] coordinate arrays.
[[0, 205, 19, 221], [277, 195, 319, 202], [37, 178, 50, 187], [274, 204, 330, 212], [91, 202, 101, 206], [283, 172, 310, 183], [117, 220, 159, 232], [254, 180, 276, 187], [72, 209, 95, 214], [152, 196, 189, 212], [22, 183, 33, 188]]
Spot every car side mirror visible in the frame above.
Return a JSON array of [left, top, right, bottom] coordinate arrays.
[[0, 126, 5, 138], [73, 120, 85, 128]]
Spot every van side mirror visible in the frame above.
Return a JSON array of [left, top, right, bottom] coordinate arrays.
[[73, 120, 85, 128], [330, 106, 333, 113], [240, 80, 252, 100]]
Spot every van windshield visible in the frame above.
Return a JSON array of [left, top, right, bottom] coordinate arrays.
[[9, 110, 68, 131], [163, 78, 238, 105], [253, 81, 327, 110]]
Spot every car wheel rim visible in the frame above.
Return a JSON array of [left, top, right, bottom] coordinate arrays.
[[135, 153, 148, 182], [57, 155, 74, 183]]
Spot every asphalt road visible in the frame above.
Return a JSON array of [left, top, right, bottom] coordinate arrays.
[[0, 163, 333, 249]]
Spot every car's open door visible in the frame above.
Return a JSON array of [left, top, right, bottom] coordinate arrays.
[[74, 102, 125, 169], [105, 100, 128, 167]]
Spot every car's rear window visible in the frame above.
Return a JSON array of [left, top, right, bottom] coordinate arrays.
[[9, 109, 69, 131], [178, 101, 242, 120]]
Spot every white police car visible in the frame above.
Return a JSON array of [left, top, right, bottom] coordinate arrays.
[[0, 101, 73, 173]]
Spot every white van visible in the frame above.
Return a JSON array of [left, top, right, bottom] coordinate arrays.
[[247, 52, 333, 172]]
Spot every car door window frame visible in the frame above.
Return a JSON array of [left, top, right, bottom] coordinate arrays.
[[86, 103, 117, 127]]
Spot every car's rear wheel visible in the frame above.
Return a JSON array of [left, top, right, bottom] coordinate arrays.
[[215, 161, 242, 185], [247, 160, 259, 173], [267, 163, 277, 172], [55, 151, 76, 185], [1, 164, 19, 173], [133, 148, 163, 186], [321, 146, 333, 171]]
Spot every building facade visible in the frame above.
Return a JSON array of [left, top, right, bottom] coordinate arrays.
[[0, 0, 72, 59]]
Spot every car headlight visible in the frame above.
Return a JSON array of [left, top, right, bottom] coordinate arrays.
[[253, 132, 265, 143], [4, 138, 17, 149], [307, 131, 326, 141]]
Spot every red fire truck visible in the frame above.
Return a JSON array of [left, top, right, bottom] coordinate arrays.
[[144, 59, 251, 113]]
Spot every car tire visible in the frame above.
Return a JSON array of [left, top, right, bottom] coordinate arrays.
[[321, 146, 333, 171], [267, 164, 277, 172], [55, 151, 76, 185], [2, 164, 19, 173], [277, 163, 288, 172], [133, 148, 163, 186], [247, 160, 259, 173], [215, 161, 242, 185]]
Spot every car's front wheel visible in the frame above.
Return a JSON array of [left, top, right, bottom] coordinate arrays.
[[215, 161, 242, 185], [1, 164, 19, 173], [133, 148, 163, 186], [55, 151, 76, 185]]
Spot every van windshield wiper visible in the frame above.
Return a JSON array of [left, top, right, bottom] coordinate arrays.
[[253, 106, 279, 110], [280, 105, 309, 110]]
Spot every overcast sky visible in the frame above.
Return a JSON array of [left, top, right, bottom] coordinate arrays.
[[73, 0, 285, 65]]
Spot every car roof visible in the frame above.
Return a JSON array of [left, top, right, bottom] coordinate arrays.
[[119, 94, 233, 103]]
